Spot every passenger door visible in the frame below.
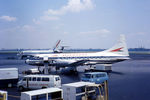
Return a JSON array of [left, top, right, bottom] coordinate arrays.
[[21, 77, 27, 88], [54, 77, 61, 87]]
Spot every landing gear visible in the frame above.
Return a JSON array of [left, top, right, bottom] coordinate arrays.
[[55, 67, 60, 74], [43, 60, 49, 74]]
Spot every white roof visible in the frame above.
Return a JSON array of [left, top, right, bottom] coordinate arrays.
[[30, 68, 38, 71], [0, 68, 18, 71], [62, 81, 95, 87], [22, 88, 62, 96], [0, 90, 7, 93], [24, 74, 59, 77]]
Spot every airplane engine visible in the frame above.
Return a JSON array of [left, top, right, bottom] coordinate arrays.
[[25, 59, 44, 66], [84, 62, 97, 65]]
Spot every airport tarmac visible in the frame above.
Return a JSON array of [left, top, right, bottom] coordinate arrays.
[[0, 58, 150, 100]]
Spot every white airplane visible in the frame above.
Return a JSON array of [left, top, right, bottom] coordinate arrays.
[[18, 40, 63, 59], [25, 35, 130, 73]]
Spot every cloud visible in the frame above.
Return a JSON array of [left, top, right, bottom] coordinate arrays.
[[22, 25, 35, 32], [80, 29, 110, 35], [33, 15, 60, 24], [0, 15, 17, 22], [33, 0, 94, 24], [33, 19, 41, 24], [45, 0, 94, 15], [63, 31, 69, 35], [136, 32, 147, 35], [128, 31, 148, 37], [0, 26, 20, 34], [0, 25, 35, 34], [40, 15, 60, 21]]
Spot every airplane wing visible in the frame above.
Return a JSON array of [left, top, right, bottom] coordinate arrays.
[[69, 60, 89, 67]]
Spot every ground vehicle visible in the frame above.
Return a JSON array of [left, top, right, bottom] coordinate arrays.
[[21, 88, 63, 100], [85, 64, 112, 72], [62, 82, 96, 100], [0, 68, 18, 87], [81, 72, 108, 84], [17, 75, 61, 91], [22, 68, 41, 75], [0, 90, 7, 100]]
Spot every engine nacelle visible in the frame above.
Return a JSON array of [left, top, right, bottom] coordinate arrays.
[[84, 62, 97, 65], [25, 59, 44, 66]]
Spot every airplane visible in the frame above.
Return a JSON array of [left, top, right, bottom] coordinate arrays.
[[18, 40, 64, 59], [25, 35, 130, 73]]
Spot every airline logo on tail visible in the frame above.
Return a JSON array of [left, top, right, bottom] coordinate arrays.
[[110, 47, 124, 52]]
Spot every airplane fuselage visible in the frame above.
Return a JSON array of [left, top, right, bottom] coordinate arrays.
[[26, 51, 129, 67]]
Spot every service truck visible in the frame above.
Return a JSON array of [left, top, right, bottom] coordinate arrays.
[[0, 68, 18, 87]]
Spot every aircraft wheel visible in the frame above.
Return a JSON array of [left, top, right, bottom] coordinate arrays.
[[42, 87, 47, 89], [18, 86, 24, 91]]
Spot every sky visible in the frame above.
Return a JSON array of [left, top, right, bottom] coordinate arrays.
[[0, 0, 150, 49]]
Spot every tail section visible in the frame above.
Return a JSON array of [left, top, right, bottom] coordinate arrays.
[[53, 40, 61, 52], [105, 34, 129, 56]]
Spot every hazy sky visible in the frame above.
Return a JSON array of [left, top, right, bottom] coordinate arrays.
[[0, 0, 150, 49]]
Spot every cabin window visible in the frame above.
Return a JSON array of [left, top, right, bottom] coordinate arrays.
[[37, 77, 41, 81], [84, 74, 91, 78], [42, 78, 49, 81], [55, 77, 60, 81], [28, 77, 31, 81], [32, 94, 46, 100], [91, 75, 94, 78], [32, 77, 36, 81], [96, 74, 105, 77], [23, 78, 27, 81], [76, 86, 85, 93], [48, 91, 62, 99]]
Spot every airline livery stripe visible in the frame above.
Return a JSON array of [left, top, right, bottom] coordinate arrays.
[[111, 47, 123, 52]]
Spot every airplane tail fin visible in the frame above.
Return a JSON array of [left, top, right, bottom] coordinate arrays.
[[104, 34, 129, 56], [53, 40, 61, 52]]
